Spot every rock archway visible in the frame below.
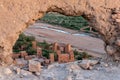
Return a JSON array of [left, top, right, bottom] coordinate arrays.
[[0, 0, 120, 64]]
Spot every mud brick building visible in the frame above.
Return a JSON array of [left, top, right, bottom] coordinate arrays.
[[58, 54, 69, 63], [51, 43, 75, 63], [60, 46, 65, 52], [52, 42, 59, 52], [20, 51, 28, 58], [56, 50, 61, 56], [69, 51, 75, 62], [37, 47, 42, 58], [12, 42, 75, 65], [44, 59, 50, 66], [25, 55, 33, 60], [50, 53, 54, 63], [32, 41, 37, 50], [65, 44, 72, 53], [12, 53, 21, 59]]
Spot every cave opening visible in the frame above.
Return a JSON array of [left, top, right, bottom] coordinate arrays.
[[12, 12, 105, 64]]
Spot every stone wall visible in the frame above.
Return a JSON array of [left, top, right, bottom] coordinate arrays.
[[0, 0, 120, 64]]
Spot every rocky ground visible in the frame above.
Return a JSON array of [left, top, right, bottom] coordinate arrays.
[[0, 59, 120, 80]]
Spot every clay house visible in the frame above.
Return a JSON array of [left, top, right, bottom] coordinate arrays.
[[58, 54, 69, 63], [69, 50, 75, 62], [12, 51, 28, 59], [65, 44, 72, 53], [12, 53, 21, 59], [12, 41, 75, 65], [37, 47, 42, 58], [20, 51, 28, 58], [50, 43, 75, 63], [56, 50, 61, 56], [52, 42, 60, 52], [32, 41, 37, 50], [49, 53, 55, 63]]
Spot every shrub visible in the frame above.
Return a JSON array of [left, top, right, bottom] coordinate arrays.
[[27, 47, 37, 55], [37, 41, 55, 59], [40, 12, 89, 30], [13, 33, 36, 54], [42, 49, 54, 59], [37, 40, 51, 49], [74, 50, 92, 60]]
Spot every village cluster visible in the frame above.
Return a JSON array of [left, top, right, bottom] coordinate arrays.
[[12, 41, 75, 72]]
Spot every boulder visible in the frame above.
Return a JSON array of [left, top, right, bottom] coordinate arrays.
[[66, 76, 72, 80], [4, 56, 13, 65], [78, 60, 99, 70], [16, 68, 21, 74], [67, 63, 80, 71], [4, 68, 12, 75], [20, 69, 32, 76], [35, 72, 41, 76], [116, 39, 120, 46], [78, 61, 90, 70], [29, 60, 41, 72]]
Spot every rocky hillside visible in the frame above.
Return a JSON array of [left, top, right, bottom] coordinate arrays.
[[1, 0, 120, 64], [0, 59, 120, 80]]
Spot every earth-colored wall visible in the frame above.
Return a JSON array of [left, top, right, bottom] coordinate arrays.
[[0, 0, 120, 64]]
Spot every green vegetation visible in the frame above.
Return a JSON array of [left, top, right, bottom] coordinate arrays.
[[41, 12, 89, 30], [13, 34, 55, 58], [13, 33, 36, 55], [13, 34, 92, 60], [37, 40, 51, 49], [37, 41, 54, 59], [74, 49, 92, 60]]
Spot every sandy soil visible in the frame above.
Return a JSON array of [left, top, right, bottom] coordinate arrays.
[[24, 23, 105, 57]]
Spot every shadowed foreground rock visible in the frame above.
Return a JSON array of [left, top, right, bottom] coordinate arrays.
[[0, 0, 120, 64]]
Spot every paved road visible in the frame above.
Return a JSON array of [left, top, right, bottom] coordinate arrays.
[[24, 23, 106, 57]]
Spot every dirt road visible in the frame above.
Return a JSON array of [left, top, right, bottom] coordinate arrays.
[[24, 23, 106, 57]]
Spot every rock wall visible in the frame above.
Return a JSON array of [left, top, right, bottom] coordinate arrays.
[[0, 0, 120, 64]]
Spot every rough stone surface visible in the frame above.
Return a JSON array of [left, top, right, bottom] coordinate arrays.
[[29, 60, 41, 72], [20, 69, 32, 76], [116, 39, 120, 46], [78, 60, 99, 70], [4, 68, 12, 75], [1, 0, 120, 64], [14, 58, 28, 68], [0, 61, 120, 80]]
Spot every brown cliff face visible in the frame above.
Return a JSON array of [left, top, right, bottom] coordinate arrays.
[[0, 0, 120, 64]]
